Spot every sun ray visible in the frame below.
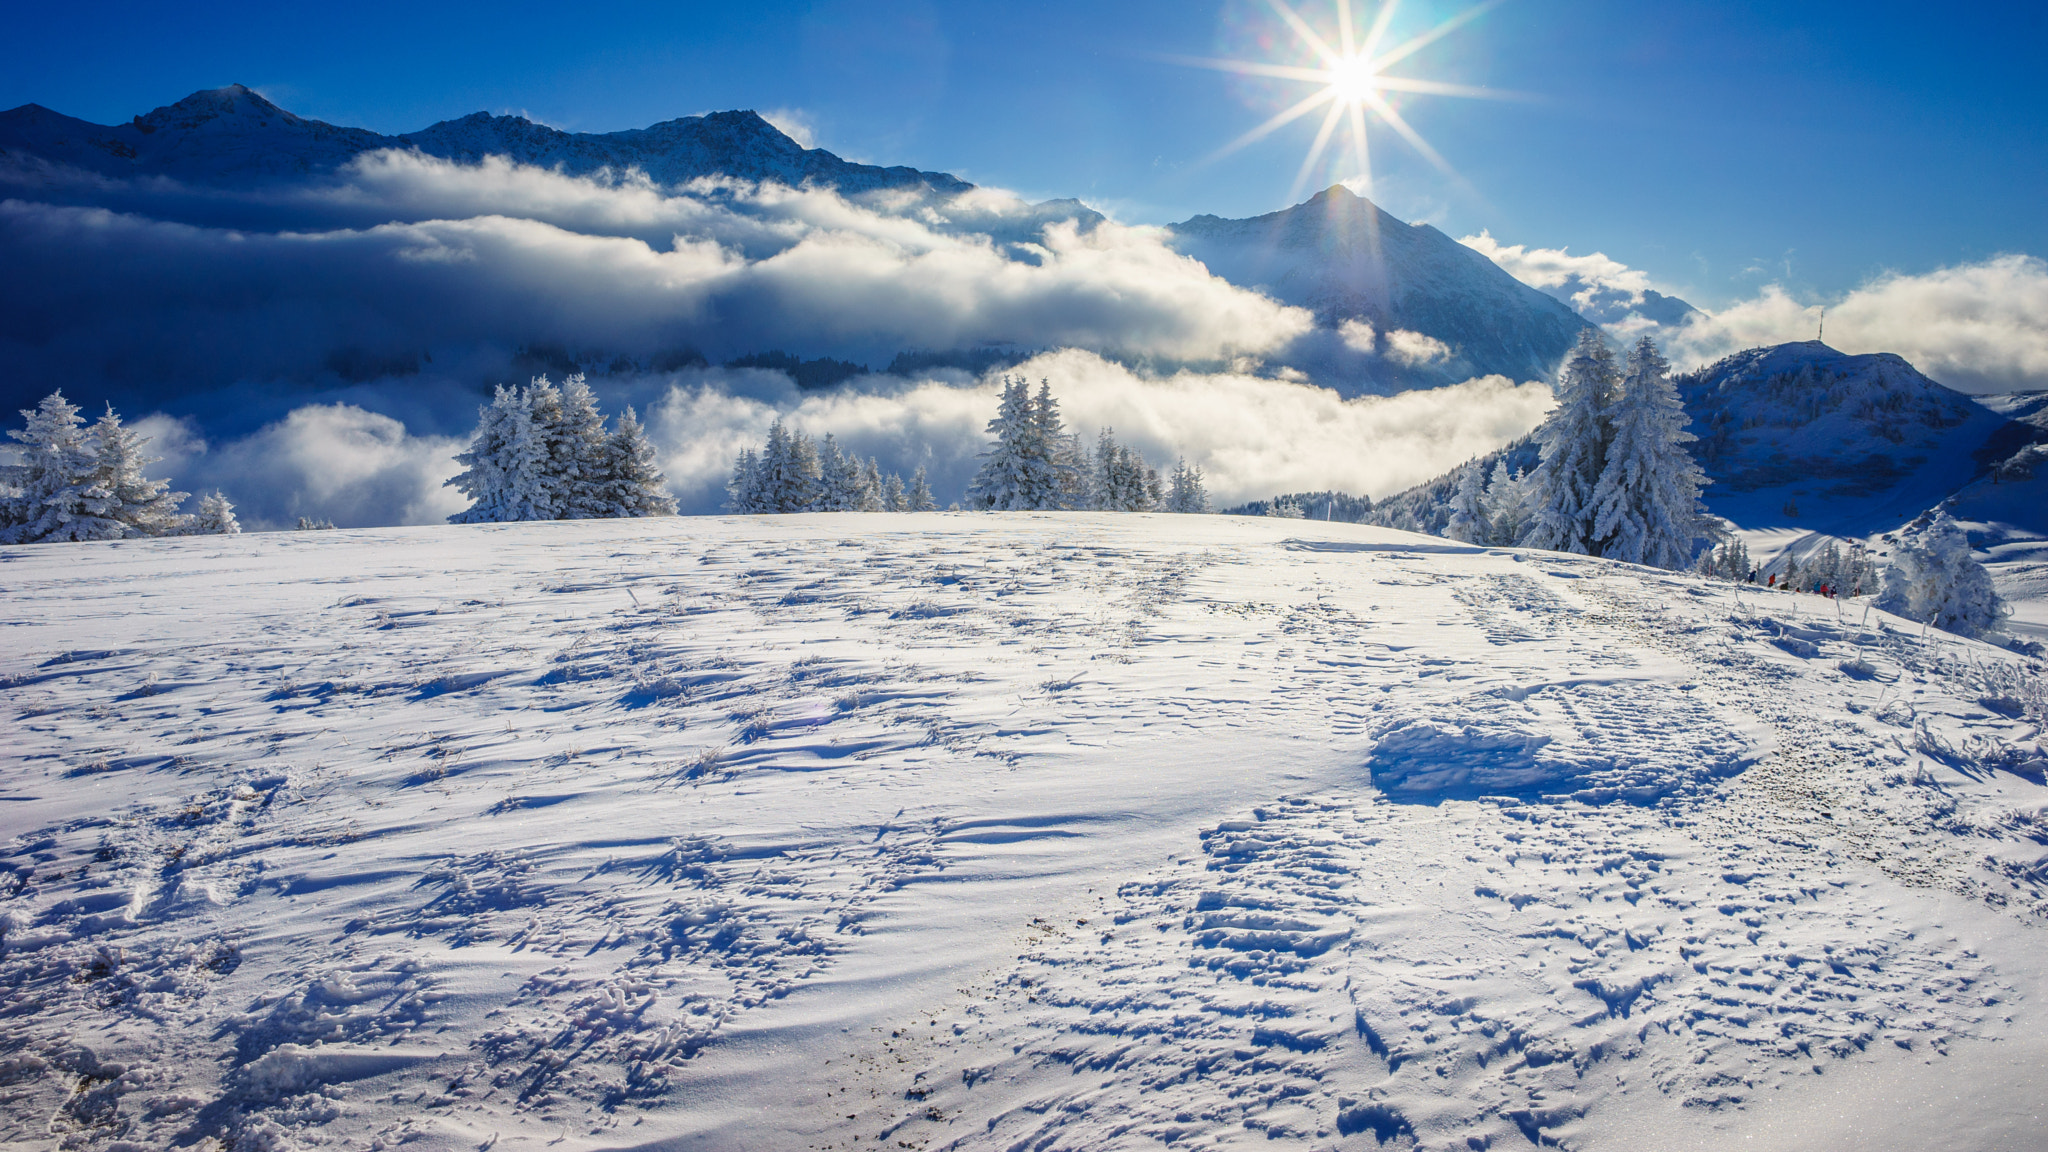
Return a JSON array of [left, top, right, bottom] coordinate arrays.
[[1182, 0, 1510, 201], [1290, 97, 1351, 203], [1264, 0, 1341, 65], [1205, 86, 1339, 165]]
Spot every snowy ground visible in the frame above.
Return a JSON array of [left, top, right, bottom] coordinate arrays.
[[3, 514, 2047, 1151]]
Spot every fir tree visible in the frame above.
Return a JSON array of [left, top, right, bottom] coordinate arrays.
[[1482, 462, 1527, 547], [966, 376, 1043, 510], [1521, 329, 1619, 555], [861, 457, 886, 512], [81, 407, 188, 538], [726, 447, 763, 513], [815, 434, 867, 512], [756, 421, 822, 513], [1588, 337, 1707, 569], [447, 383, 552, 523], [1165, 457, 1209, 513], [882, 471, 908, 512], [188, 491, 242, 535], [1030, 380, 1074, 509], [907, 465, 937, 512], [549, 374, 612, 518], [2, 391, 102, 543], [1877, 509, 2009, 637], [596, 406, 676, 517], [1443, 462, 1488, 543]]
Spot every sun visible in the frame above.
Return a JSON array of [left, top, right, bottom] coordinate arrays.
[[1180, 0, 1510, 203]]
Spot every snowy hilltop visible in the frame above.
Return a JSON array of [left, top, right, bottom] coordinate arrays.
[[4, 513, 2046, 1150]]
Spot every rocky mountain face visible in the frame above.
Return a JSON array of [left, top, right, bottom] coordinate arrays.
[[0, 84, 969, 196], [1170, 185, 1597, 385]]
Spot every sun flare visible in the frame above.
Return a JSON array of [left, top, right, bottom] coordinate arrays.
[[1182, 0, 1509, 202]]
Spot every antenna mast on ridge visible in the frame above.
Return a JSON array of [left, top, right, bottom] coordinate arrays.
[[1818, 306, 1825, 343]]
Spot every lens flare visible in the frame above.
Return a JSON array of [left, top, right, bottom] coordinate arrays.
[[1179, 0, 1513, 202]]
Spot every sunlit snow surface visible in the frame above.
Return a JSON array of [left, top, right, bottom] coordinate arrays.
[[4, 514, 2047, 1151]]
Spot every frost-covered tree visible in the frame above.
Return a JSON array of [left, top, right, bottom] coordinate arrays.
[[907, 465, 938, 512], [882, 471, 908, 512], [1521, 330, 1618, 555], [861, 458, 886, 512], [1165, 457, 1209, 513], [1482, 462, 1527, 547], [756, 421, 822, 513], [595, 406, 676, 517], [726, 447, 763, 513], [447, 383, 553, 523], [548, 374, 612, 518], [1442, 463, 1488, 543], [814, 434, 866, 512], [1092, 428, 1159, 512], [1053, 430, 1093, 510], [1588, 337, 1707, 569], [187, 491, 241, 535], [1877, 509, 2009, 637], [2, 391, 102, 543], [968, 376, 1051, 510], [85, 408, 188, 538], [1031, 380, 1078, 509]]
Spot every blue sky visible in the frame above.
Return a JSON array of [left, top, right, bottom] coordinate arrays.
[[8, 0, 2043, 308]]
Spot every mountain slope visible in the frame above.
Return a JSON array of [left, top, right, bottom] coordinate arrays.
[[1171, 185, 1596, 385], [3, 514, 2044, 1150], [0, 84, 970, 196]]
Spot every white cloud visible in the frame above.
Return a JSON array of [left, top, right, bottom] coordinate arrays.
[[1339, 318, 1377, 354], [1384, 329, 1451, 367], [758, 108, 819, 150], [1459, 230, 1676, 325], [1664, 255, 2048, 393]]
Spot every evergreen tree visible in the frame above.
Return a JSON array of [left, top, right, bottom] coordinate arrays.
[[815, 434, 867, 512], [756, 421, 822, 513], [447, 382, 553, 523], [80, 407, 188, 538], [188, 491, 241, 535], [1165, 457, 1210, 513], [1521, 329, 1619, 555], [1588, 337, 1707, 568], [1877, 509, 2008, 637], [548, 374, 612, 518], [907, 465, 938, 512], [726, 447, 763, 513], [2, 391, 103, 543], [882, 471, 908, 512], [861, 457, 886, 512], [1482, 462, 1527, 547], [1443, 462, 1488, 543], [966, 376, 1043, 510], [596, 406, 676, 517], [1030, 380, 1074, 509]]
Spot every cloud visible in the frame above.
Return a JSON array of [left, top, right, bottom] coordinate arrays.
[[758, 109, 819, 150], [1459, 230, 1689, 326], [1663, 255, 2048, 393], [1384, 329, 1451, 367], [0, 152, 1312, 422]]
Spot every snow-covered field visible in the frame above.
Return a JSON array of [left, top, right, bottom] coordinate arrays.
[[4, 514, 2047, 1151]]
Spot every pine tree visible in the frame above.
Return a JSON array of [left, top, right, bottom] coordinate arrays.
[[907, 465, 937, 512], [188, 491, 241, 535], [726, 447, 762, 513], [882, 471, 908, 512], [1521, 329, 1619, 555], [1588, 337, 1707, 569], [1030, 380, 1073, 510], [2, 391, 102, 543], [861, 457, 886, 512], [755, 421, 821, 513], [82, 407, 188, 538], [596, 406, 676, 517], [1443, 462, 1488, 543], [1877, 508, 2009, 637], [1482, 462, 1527, 547], [1165, 457, 1209, 513], [966, 376, 1043, 510], [815, 434, 867, 512], [549, 374, 612, 518], [447, 383, 552, 523]]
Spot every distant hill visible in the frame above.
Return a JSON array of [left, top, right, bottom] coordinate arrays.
[[0, 84, 971, 196], [1171, 186, 1597, 386]]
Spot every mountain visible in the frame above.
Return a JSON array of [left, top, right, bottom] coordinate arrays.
[[1170, 185, 1597, 385], [1366, 340, 2032, 542], [0, 84, 970, 196]]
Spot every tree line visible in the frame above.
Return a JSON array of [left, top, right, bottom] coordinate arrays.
[[725, 425, 939, 513], [445, 374, 675, 522], [1, 391, 239, 543]]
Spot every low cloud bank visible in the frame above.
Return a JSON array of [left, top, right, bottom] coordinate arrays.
[[122, 352, 1551, 529], [1466, 233, 2048, 394]]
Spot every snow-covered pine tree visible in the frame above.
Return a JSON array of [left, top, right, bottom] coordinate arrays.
[[882, 471, 908, 512], [1165, 457, 1209, 513], [861, 458, 886, 512], [967, 376, 1043, 510], [755, 421, 821, 513], [544, 374, 611, 518], [1442, 462, 1489, 543], [595, 406, 676, 517], [814, 434, 864, 512], [187, 491, 241, 535], [1521, 329, 1619, 555], [2, 391, 104, 543], [1482, 462, 1527, 547], [1877, 509, 2009, 637], [726, 448, 763, 513], [447, 383, 553, 523], [80, 407, 188, 538], [1588, 337, 1707, 569], [907, 465, 937, 511], [1054, 430, 1092, 510], [1030, 380, 1075, 510]]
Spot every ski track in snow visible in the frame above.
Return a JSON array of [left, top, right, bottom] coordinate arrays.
[[0, 514, 2044, 1151]]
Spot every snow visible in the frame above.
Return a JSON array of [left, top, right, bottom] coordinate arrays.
[[4, 513, 2047, 1150]]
